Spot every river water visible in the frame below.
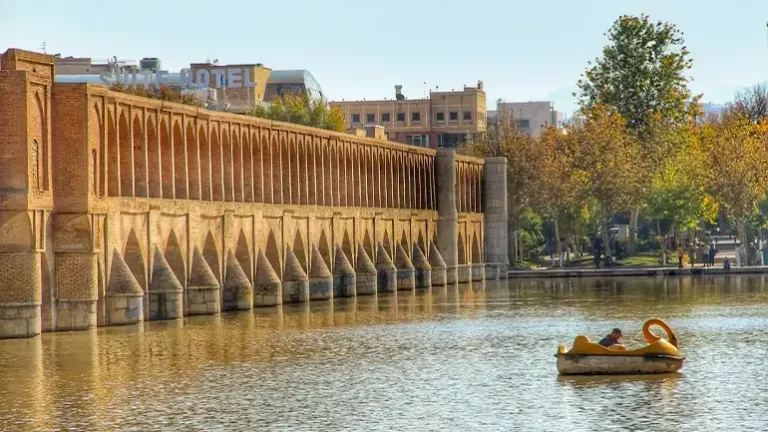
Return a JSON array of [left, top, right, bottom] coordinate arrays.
[[2, 275, 768, 431]]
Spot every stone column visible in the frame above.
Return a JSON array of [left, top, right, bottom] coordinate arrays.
[[436, 149, 458, 284], [483, 157, 509, 278]]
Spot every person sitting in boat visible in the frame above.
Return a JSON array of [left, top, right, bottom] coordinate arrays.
[[598, 328, 623, 348]]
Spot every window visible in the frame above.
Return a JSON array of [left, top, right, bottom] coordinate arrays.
[[449, 111, 458, 121], [406, 134, 429, 147], [463, 111, 472, 121], [436, 112, 445, 122], [366, 113, 375, 123], [516, 119, 530, 128], [397, 112, 405, 122], [412, 112, 421, 122], [352, 114, 360, 123], [381, 113, 391, 122]]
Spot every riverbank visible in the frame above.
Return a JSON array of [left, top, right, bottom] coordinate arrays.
[[508, 265, 768, 278]]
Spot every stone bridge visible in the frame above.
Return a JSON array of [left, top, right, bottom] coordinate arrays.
[[0, 49, 508, 338]]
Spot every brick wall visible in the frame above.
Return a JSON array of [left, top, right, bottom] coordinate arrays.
[[52, 85, 89, 211]]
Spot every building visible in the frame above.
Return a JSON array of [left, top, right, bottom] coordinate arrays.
[[264, 70, 326, 103], [54, 55, 138, 75], [54, 55, 275, 111], [487, 101, 564, 137], [189, 61, 272, 111], [330, 82, 487, 149], [0, 48, 508, 339]]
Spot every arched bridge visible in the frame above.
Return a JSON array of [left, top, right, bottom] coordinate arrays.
[[0, 49, 508, 338]]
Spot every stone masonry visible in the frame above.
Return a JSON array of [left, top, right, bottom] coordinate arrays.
[[0, 48, 508, 338]]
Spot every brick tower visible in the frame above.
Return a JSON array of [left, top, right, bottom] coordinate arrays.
[[0, 49, 55, 337]]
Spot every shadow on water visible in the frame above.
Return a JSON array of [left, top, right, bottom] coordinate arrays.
[[556, 372, 683, 388]]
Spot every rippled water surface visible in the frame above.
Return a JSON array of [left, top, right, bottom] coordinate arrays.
[[3, 275, 768, 431]]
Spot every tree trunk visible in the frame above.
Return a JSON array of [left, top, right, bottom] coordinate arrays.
[[627, 208, 639, 254], [509, 223, 518, 265], [657, 219, 666, 266], [554, 219, 562, 267], [737, 219, 747, 249], [602, 220, 613, 257]]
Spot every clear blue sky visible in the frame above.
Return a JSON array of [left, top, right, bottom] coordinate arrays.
[[1, 0, 766, 114]]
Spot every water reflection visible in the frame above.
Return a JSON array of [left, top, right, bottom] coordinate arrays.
[[3, 276, 768, 430]]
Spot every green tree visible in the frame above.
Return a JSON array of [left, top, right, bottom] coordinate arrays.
[[249, 95, 345, 132], [577, 14, 699, 252]]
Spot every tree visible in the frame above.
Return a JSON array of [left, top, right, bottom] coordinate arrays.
[[731, 83, 768, 124], [531, 126, 584, 265], [248, 95, 345, 132], [577, 14, 698, 253], [460, 106, 541, 264], [644, 121, 717, 263], [700, 113, 768, 247], [569, 105, 645, 256]]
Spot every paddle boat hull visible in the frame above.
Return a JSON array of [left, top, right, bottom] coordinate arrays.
[[556, 353, 684, 375]]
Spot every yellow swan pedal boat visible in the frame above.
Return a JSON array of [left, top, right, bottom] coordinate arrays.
[[555, 319, 685, 375]]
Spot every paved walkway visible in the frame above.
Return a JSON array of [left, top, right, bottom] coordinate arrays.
[[508, 265, 768, 278]]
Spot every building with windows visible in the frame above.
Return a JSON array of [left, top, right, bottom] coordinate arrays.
[[487, 101, 564, 137], [330, 82, 487, 148], [264, 70, 326, 103]]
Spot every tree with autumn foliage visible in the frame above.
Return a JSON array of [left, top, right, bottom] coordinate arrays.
[[700, 113, 768, 248], [568, 105, 645, 257], [577, 14, 700, 253], [531, 126, 585, 265], [644, 120, 718, 264], [460, 106, 542, 264], [248, 94, 345, 132]]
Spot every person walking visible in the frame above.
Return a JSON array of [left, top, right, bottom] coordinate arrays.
[[592, 237, 602, 269], [688, 242, 696, 268], [677, 244, 684, 269], [699, 243, 707, 268]]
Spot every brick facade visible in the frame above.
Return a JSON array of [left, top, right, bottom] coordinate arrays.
[[0, 48, 507, 339]]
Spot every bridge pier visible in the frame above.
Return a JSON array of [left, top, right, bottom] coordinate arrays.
[[223, 251, 253, 311], [0, 252, 42, 338], [254, 249, 282, 307], [106, 250, 144, 325], [412, 245, 432, 289], [148, 247, 184, 320], [429, 243, 448, 286], [186, 248, 221, 315], [285, 248, 311, 303], [376, 244, 397, 293], [395, 244, 415, 291], [333, 247, 356, 298], [355, 245, 377, 296], [436, 150, 459, 284], [54, 252, 98, 331], [483, 157, 510, 278]]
